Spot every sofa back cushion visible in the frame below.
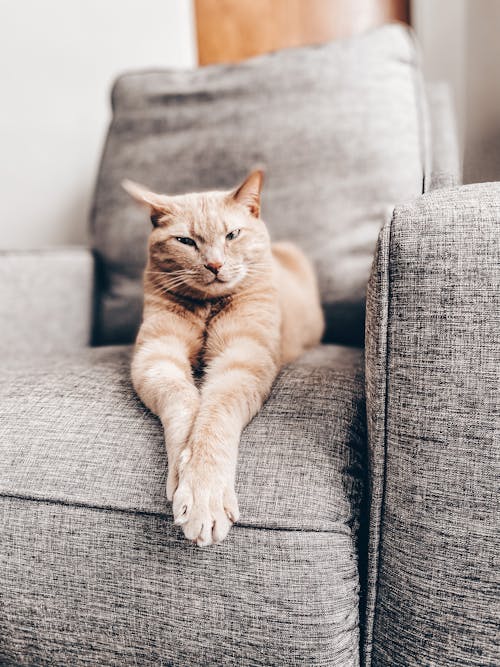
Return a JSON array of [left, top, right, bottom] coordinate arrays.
[[91, 24, 428, 346]]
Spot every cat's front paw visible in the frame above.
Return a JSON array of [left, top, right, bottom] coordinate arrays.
[[166, 447, 191, 501], [172, 461, 239, 546]]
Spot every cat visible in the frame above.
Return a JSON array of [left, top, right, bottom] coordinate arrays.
[[123, 170, 324, 546]]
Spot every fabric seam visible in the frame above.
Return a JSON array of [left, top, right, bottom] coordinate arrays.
[[365, 211, 394, 667], [0, 491, 343, 535], [372, 214, 392, 660]]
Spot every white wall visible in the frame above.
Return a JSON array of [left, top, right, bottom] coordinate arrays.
[[412, 0, 467, 159], [463, 0, 500, 183], [0, 0, 196, 250], [413, 0, 500, 184]]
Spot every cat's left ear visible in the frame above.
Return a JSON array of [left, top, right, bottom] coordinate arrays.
[[231, 170, 264, 218], [121, 179, 170, 226]]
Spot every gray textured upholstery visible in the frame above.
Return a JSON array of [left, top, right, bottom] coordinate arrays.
[[1, 20, 494, 667], [364, 183, 500, 666], [2, 497, 356, 667], [426, 83, 462, 190], [0, 344, 365, 666], [91, 24, 427, 347], [0, 249, 93, 355]]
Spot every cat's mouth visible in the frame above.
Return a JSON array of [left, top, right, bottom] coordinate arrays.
[[176, 267, 247, 296], [206, 276, 235, 290], [207, 266, 246, 287]]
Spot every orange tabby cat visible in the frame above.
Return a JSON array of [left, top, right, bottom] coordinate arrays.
[[123, 171, 324, 546]]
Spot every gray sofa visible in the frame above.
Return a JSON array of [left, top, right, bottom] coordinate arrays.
[[1, 25, 498, 666]]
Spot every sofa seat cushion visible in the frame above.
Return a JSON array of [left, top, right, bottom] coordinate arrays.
[[1, 345, 366, 531], [0, 344, 366, 666], [91, 23, 428, 347]]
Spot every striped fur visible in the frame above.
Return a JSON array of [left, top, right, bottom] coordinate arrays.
[[124, 171, 324, 546]]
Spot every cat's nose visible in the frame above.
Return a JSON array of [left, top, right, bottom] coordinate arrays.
[[204, 261, 223, 275]]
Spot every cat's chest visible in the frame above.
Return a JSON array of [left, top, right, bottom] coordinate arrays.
[[166, 292, 230, 326], [192, 297, 232, 376], [205, 296, 231, 323], [200, 296, 234, 339]]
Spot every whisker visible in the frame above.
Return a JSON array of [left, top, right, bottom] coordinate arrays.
[[147, 277, 189, 296], [145, 269, 197, 278], [151, 280, 189, 294]]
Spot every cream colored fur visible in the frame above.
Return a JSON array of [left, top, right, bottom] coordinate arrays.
[[123, 171, 324, 546]]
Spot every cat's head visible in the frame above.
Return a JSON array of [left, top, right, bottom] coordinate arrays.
[[123, 170, 270, 299]]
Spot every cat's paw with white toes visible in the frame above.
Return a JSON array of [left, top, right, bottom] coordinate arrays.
[[172, 466, 239, 546]]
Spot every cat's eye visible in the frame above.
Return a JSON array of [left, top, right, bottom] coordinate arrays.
[[176, 237, 197, 248], [226, 229, 240, 241]]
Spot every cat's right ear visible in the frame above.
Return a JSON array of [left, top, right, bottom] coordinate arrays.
[[121, 179, 169, 226]]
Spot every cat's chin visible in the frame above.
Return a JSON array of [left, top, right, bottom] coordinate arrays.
[[185, 270, 247, 298], [191, 278, 242, 298]]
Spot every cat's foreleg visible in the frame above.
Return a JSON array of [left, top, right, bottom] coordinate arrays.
[[132, 336, 199, 500], [173, 337, 279, 545]]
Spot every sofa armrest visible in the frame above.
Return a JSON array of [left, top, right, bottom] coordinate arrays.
[[0, 248, 94, 356], [364, 183, 499, 666]]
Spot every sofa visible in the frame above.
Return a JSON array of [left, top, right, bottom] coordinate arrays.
[[1, 25, 498, 666]]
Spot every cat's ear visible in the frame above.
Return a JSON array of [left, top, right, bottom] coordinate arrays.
[[231, 170, 264, 218], [122, 179, 170, 226]]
